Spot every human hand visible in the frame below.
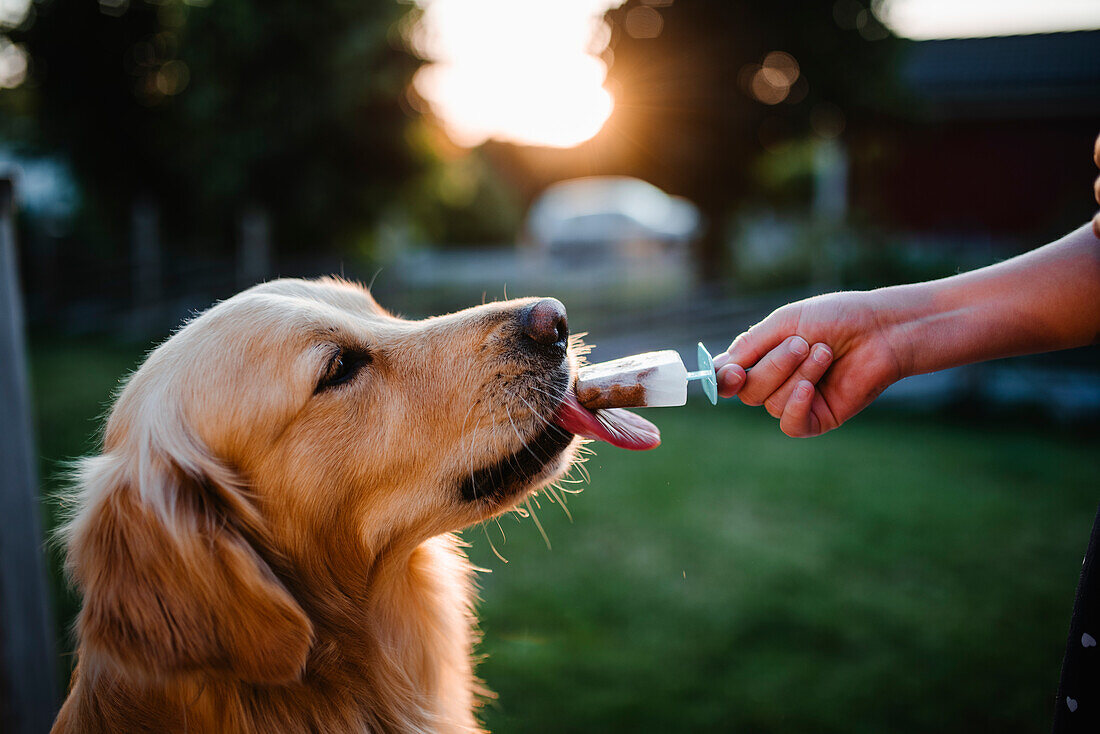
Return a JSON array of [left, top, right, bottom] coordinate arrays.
[[712, 291, 909, 437], [1093, 132, 1099, 239]]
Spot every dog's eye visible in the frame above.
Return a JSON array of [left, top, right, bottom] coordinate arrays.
[[317, 348, 371, 392]]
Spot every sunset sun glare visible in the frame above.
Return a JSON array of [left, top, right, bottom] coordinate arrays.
[[410, 0, 622, 149]]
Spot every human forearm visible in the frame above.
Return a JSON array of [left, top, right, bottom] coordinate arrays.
[[879, 224, 1100, 378], [717, 133, 1100, 437]]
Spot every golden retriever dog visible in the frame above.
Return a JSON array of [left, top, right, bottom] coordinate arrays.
[[52, 277, 658, 733]]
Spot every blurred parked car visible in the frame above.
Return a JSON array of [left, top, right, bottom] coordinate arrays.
[[524, 176, 701, 262]]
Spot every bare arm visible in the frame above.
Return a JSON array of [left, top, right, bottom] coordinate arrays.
[[885, 223, 1100, 378], [714, 224, 1100, 437]]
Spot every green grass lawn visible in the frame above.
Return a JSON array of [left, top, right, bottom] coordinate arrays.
[[30, 338, 1100, 733], [466, 406, 1098, 733]]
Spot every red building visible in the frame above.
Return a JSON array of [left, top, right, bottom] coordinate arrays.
[[857, 30, 1100, 242]]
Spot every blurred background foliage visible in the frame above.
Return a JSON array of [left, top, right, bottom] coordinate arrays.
[[2, 0, 1097, 297], [3, 0, 421, 253], [1, 0, 1099, 730]]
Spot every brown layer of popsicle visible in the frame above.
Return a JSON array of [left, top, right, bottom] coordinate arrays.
[[576, 363, 655, 410]]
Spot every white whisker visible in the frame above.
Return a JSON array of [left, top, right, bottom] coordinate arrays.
[[545, 484, 573, 523], [525, 497, 552, 550], [481, 521, 508, 564]]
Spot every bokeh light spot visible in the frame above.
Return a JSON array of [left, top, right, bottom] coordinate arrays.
[[625, 6, 663, 39], [0, 0, 29, 29], [743, 50, 801, 106], [751, 69, 789, 105], [0, 37, 27, 88], [762, 51, 799, 86], [155, 60, 189, 96]]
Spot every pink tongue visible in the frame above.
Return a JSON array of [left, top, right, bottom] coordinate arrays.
[[552, 391, 661, 451]]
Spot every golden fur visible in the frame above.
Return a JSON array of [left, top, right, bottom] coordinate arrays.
[[52, 278, 581, 733]]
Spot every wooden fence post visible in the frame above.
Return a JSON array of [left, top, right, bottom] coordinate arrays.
[[237, 205, 272, 290], [0, 177, 59, 733], [130, 195, 162, 335]]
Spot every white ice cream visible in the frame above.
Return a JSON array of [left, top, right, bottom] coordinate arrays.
[[575, 350, 688, 409]]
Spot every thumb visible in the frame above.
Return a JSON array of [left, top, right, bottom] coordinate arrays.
[[714, 310, 794, 370]]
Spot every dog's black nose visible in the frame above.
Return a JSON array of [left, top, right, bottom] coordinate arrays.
[[522, 298, 568, 348]]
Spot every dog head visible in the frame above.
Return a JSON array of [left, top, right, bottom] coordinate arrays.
[[64, 277, 580, 684]]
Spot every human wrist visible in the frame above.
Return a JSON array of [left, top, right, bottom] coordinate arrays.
[[869, 266, 1039, 378], [854, 224, 1100, 381], [866, 280, 960, 379]]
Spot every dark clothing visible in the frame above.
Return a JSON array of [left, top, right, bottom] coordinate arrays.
[[1053, 505, 1100, 732]]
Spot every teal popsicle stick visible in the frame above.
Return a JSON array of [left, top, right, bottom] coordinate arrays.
[[685, 342, 718, 405]]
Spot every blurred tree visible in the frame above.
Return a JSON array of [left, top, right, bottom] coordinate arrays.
[[1, 0, 421, 254], [598, 0, 902, 281], [400, 133, 524, 248]]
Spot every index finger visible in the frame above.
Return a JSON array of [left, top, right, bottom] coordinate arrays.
[[714, 317, 794, 371]]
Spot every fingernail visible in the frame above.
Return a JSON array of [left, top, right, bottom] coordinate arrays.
[[718, 365, 743, 386], [796, 382, 812, 399], [813, 345, 831, 364], [789, 336, 808, 357]]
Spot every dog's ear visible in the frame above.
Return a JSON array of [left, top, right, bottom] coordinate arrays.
[[65, 444, 313, 684]]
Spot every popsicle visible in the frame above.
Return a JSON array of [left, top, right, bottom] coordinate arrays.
[[576, 343, 718, 410], [549, 343, 718, 451]]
